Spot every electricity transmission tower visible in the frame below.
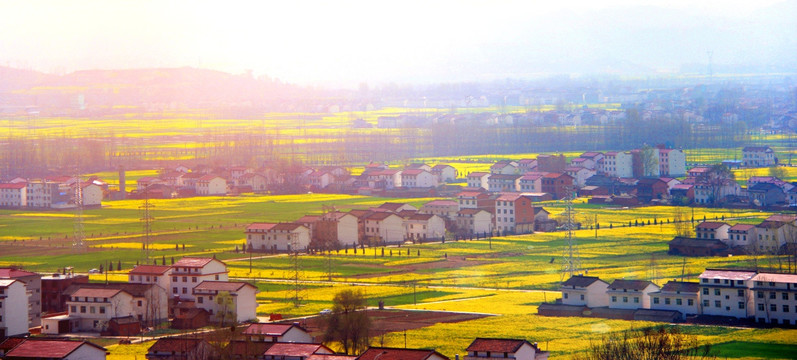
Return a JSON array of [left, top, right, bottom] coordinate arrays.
[[72, 174, 86, 252], [140, 185, 153, 260], [560, 187, 581, 281], [291, 228, 304, 307]]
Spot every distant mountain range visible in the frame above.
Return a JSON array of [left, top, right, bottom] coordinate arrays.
[[0, 66, 312, 114]]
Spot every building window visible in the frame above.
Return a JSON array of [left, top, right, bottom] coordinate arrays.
[[702, 288, 709, 295], [90, 306, 95, 314], [580, 294, 585, 301], [714, 289, 721, 296], [99, 306, 105, 314], [758, 291, 764, 298], [664, 298, 670, 305], [784, 305, 790, 313], [623, 297, 628, 303], [138, 300, 143, 307], [714, 301, 721, 308], [676, 298, 682, 306], [737, 289, 744, 297], [770, 292, 776, 299], [80, 306, 86, 313], [182, 287, 187, 294], [173, 287, 178, 294], [738, 302, 745, 309], [198, 297, 204, 304], [564, 293, 568, 299], [758, 304, 765, 311], [653, 297, 659, 304], [611, 296, 617, 302], [192, 277, 197, 283], [688, 299, 694, 306], [771, 304, 777, 312], [783, 293, 789, 301]]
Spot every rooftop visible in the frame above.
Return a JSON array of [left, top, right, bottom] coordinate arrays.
[[466, 338, 536, 353], [6, 339, 105, 358]]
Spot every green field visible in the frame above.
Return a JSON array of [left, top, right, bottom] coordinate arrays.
[[4, 193, 797, 359]]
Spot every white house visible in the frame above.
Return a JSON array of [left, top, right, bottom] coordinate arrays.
[[238, 173, 269, 192], [80, 183, 103, 206], [698, 269, 756, 318], [466, 172, 490, 190], [66, 288, 135, 332], [128, 265, 172, 292], [419, 199, 459, 219], [693, 180, 740, 205], [560, 275, 609, 308], [243, 323, 313, 343], [0, 279, 29, 338], [170, 257, 229, 301], [196, 175, 227, 195], [404, 213, 446, 242], [649, 281, 700, 319], [192, 281, 258, 324], [465, 338, 549, 360], [751, 272, 797, 325], [0, 183, 27, 208], [488, 174, 521, 192], [518, 173, 544, 193], [742, 146, 776, 167], [364, 212, 405, 244], [659, 149, 686, 176], [607, 279, 660, 310], [308, 170, 334, 189], [401, 169, 437, 188], [602, 151, 633, 178], [727, 224, 755, 248], [431, 164, 457, 183], [245, 223, 311, 252], [490, 161, 519, 175], [5, 339, 107, 360], [317, 211, 359, 248], [754, 221, 790, 253], [564, 167, 595, 188], [456, 208, 493, 236], [695, 221, 730, 241]]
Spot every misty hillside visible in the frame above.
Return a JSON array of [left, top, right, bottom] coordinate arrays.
[[0, 66, 310, 114]]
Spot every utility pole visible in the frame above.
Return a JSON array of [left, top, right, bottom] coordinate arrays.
[[140, 185, 153, 261], [72, 172, 86, 252], [560, 187, 581, 281]]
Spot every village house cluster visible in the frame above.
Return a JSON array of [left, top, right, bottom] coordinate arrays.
[[545, 268, 797, 326], [669, 214, 797, 257], [0, 256, 257, 341], [0, 176, 105, 209], [245, 195, 553, 252], [142, 328, 549, 360]]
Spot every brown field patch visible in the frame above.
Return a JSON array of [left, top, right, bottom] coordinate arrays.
[[293, 309, 491, 338]]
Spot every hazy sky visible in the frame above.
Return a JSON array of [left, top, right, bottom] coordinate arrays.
[[1, 0, 795, 87]]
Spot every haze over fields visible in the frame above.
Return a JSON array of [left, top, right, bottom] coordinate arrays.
[[1, 0, 795, 87]]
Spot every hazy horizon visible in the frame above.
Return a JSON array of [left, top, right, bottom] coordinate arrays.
[[2, 0, 795, 87]]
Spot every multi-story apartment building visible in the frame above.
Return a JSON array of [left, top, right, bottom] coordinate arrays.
[[0, 183, 27, 208], [560, 275, 609, 308], [0, 268, 41, 328], [607, 280, 659, 309], [0, 279, 29, 338], [649, 281, 700, 319], [742, 146, 776, 167], [602, 151, 633, 178], [698, 269, 756, 318], [494, 193, 535, 234], [170, 257, 228, 301], [751, 272, 797, 325]]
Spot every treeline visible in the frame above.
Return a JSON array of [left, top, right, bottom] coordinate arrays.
[[430, 113, 748, 156]]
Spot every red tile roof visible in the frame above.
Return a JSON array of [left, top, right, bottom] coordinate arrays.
[[71, 287, 125, 298], [401, 169, 427, 176], [728, 224, 755, 231], [6, 339, 106, 358], [357, 347, 449, 360], [273, 223, 306, 231], [0, 268, 38, 278], [264, 343, 331, 357], [129, 265, 172, 275], [696, 221, 728, 230], [0, 183, 26, 189], [700, 269, 757, 281], [193, 281, 255, 293], [366, 212, 399, 221], [562, 275, 606, 288], [466, 338, 532, 353], [379, 203, 409, 211], [467, 172, 489, 177], [307, 355, 357, 360], [173, 257, 216, 268], [423, 200, 457, 206], [148, 338, 205, 353], [247, 222, 277, 231], [609, 279, 657, 291], [198, 174, 222, 181], [243, 323, 302, 336], [0, 337, 26, 353]]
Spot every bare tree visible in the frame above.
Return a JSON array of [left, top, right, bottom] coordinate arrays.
[[673, 208, 694, 238], [322, 289, 371, 355], [574, 326, 715, 360], [697, 164, 735, 206]]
